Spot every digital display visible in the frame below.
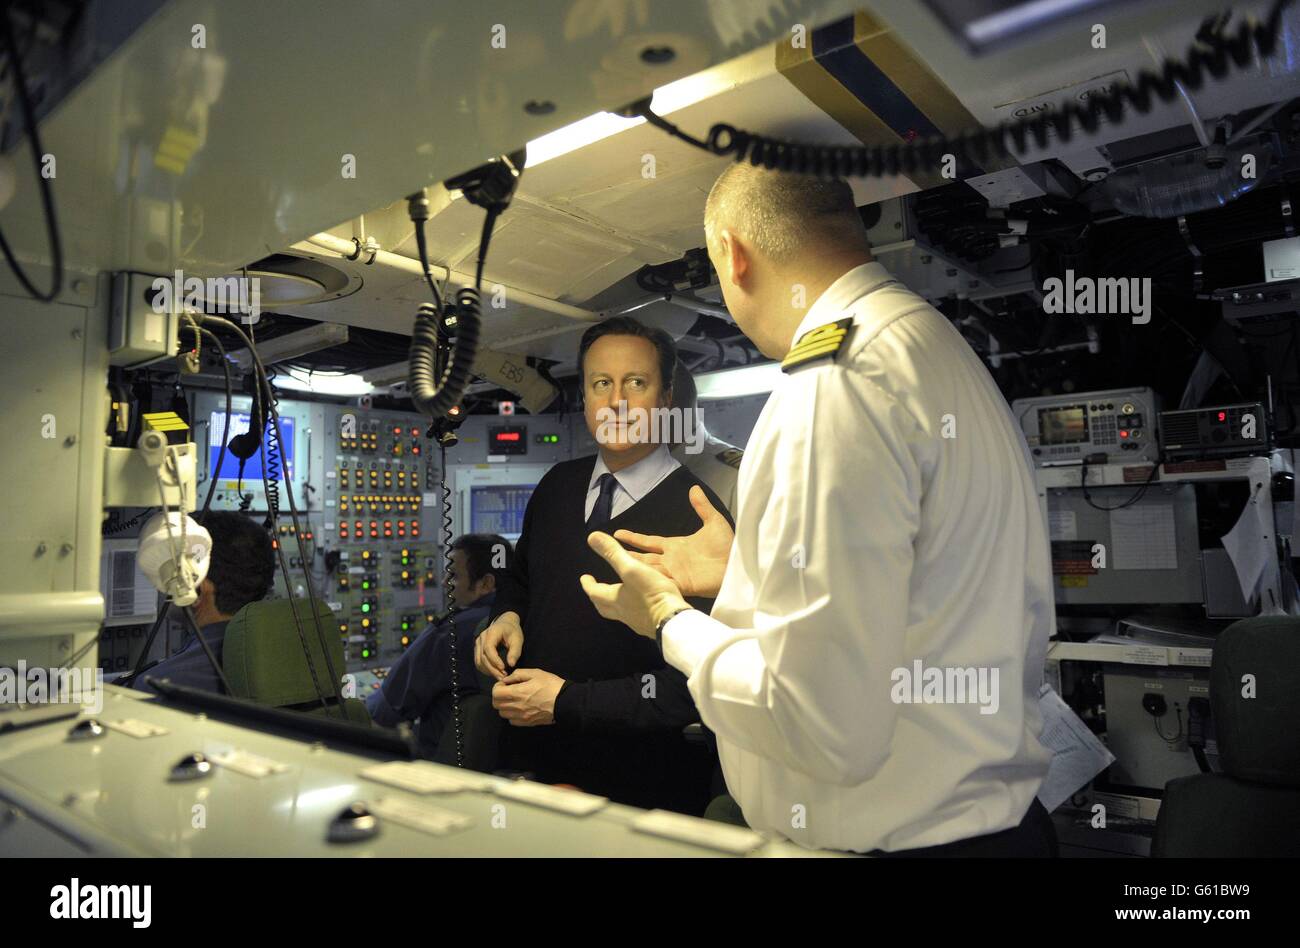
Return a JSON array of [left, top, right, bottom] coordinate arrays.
[[489, 425, 528, 456], [1039, 406, 1087, 445], [209, 410, 296, 481], [471, 485, 535, 538]]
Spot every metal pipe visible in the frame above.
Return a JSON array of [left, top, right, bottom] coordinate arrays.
[[300, 232, 599, 323], [660, 294, 732, 320]]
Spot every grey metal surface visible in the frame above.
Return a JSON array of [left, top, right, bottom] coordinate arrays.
[[1047, 483, 1203, 605], [0, 686, 835, 857]]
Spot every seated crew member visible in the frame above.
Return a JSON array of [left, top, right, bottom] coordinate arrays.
[[365, 533, 512, 759], [474, 316, 733, 815], [132, 511, 275, 696]]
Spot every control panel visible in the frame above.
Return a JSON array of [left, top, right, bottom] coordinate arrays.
[[1012, 387, 1160, 466], [1160, 403, 1269, 460], [319, 406, 442, 669], [189, 391, 579, 672]]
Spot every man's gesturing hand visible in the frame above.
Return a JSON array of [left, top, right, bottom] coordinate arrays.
[[475, 611, 524, 681], [611, 485, 733, 598], [580, 531, 691, 639]]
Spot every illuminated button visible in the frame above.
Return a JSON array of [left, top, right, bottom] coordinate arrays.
[[361, 618, 370, 628], [361, 551, 371, 560], [339, 623, 348, 633], [401, 620, 410, 631], [361, 648, 370, 659], [361, 603, 370, 613], [401, 636, 410, 647]]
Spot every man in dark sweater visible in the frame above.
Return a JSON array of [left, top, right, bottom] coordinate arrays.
[[475, 317, 732, 814], [365, 533, 512, 759]]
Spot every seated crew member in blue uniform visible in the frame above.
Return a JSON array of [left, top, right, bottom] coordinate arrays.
[[132, 511, 275, 696], [474, 316, 734, 815], [365, 533, 512, 758]]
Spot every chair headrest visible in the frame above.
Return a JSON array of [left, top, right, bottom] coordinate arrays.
[[223, 598, 344, 708], [1212, 617, 1300, 788]]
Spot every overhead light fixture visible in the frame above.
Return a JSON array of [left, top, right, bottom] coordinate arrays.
[[694, 362, 782, 400], [524, 71, 725, 169], [525, 111, 645, 168], [275, 368, 374, 397], [230, 323, 349, 370]]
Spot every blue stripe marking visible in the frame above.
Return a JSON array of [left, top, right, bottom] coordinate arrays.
[[811, 18, 985, 175]]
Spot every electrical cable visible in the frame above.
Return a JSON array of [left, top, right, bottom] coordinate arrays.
[[197, 313, 346, 718], [196, 326, 233, 516], [1153, 705, 1184, 743], [629, 0, 1293, 179], [256, 361, 334, 718], [0, 4, 62, 302], [1081, 452, 1165, 511], [181, 605, 235, 696], [440, 441, 463, 767]]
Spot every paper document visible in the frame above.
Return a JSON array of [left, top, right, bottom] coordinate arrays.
[[1035, 684, 1116, 812], [1220, 490, 1274, 609], [1110, 505, 1177, 569]]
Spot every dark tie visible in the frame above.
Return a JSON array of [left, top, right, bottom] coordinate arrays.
[[586, 472, 620, 531]]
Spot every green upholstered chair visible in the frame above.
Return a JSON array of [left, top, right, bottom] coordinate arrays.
[[223, 598, 370, 724]]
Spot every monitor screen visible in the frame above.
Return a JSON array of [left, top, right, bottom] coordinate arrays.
[[1039, 406, 1087, 445], [470, 485, 534, 538], [209, 410, 296, 481]]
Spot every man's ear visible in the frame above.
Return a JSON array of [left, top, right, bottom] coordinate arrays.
[[479, 573, 497, 597], [721, 229, 749, 286], [197, 578, 216, 608]]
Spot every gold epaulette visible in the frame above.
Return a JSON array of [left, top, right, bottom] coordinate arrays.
[[781, 317, 854, 373]]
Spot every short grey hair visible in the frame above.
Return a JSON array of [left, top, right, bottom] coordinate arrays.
[[704, 163, 868, 264]]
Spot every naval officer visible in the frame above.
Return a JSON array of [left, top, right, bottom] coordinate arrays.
[[581, 162, 1058, 856]]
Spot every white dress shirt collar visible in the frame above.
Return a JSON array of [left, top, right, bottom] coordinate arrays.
[[791, 260, 897, 349], [589, 443, 678, 503]]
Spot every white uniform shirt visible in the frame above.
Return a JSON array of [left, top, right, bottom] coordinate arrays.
[[662, 261, 1055, 852], [584, 443, 680, 521]]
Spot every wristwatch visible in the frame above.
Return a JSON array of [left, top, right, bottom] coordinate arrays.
[[655, 606, 694, 653]]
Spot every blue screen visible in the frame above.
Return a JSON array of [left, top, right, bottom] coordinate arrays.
[[209, 411, 295, 482], [470, 485, 534, 537]]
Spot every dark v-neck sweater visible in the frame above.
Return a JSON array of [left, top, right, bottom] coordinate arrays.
[[490, 455, 733, 814]]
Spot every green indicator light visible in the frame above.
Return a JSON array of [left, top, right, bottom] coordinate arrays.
[[362, 649, 370, 658], [401, 622, 409, 631], [361, 603, 370, 613]]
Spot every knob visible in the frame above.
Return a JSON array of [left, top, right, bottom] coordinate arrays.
[[327, 802, 380, 843], [169, 753, 213, 782], [67, 719, 105, 741]]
